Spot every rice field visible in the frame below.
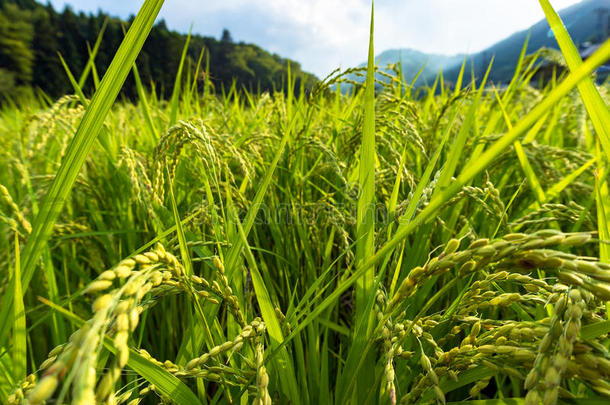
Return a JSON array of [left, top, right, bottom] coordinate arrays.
[[2, 0, 610, 404]]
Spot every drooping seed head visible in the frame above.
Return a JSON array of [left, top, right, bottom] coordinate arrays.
[[27, 375, 58, 404]]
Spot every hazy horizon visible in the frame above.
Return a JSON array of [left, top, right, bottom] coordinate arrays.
[[47, 0, 583, 77]]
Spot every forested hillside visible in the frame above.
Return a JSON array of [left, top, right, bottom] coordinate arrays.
[[0, 0, 317, 100]]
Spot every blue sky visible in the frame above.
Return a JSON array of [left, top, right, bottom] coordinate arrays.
[[47, 0, 581, 77]]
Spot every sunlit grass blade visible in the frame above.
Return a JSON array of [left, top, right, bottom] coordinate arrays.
[[169, 27, 192, 127], [454, 56, 467, 96], [506, 32, 531, 95], [522, 111, 549, 144], [492, 84, 545, 205], [354, 0, 376, 329], [167, 170, 214, 379], [434, 94, 477, 193], [581, 319, 610, 340], [12, 232, 26, 384], [58, 53, 88, 106], [0, 0, 166, 347], [131, 61, 159, 140], [177, 85, 300, 373], [0, 359, 13, 402], [531, 0, 610, 265], [539, 0, 610, 161], [188, 47, 206, 115], [387, 145, 407, 225], [85, 43, 101, 90], [168, 174, 192, 276], [595, 164, 610, 262], [352, 3, 376, 400], [335, 276, 380, 404], [78, 17, 108, 90], [387, 103, 456, 293]]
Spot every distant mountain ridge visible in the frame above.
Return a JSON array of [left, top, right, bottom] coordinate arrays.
[[353, 0, 610, 88], [372, 49, 465, 86]]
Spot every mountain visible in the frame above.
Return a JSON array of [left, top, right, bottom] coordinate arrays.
[[352, 0, 610, 89], [372, 49, 465, 86], [0, 0, 317, 101], [442, 0, 610, 84], [340, 48, 466, 92]]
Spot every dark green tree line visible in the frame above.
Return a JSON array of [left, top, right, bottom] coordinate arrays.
[[0, 0, 317, 100]]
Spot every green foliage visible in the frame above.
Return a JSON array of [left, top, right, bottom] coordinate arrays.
[[0, 3, 34, 99], [0, 68, 16, 95]]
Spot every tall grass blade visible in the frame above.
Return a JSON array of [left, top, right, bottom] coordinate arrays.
[[421, 366, 496, 402], [354, 0, 376, 329], [12, 232, 26, 384], [539, 0, 610, 161], [169, 27, 192, 127], [492, 85, 546, 204], [131, 62, 159, 140], [538, 0, 610, 261], [85, 43, 101, 90], [595, 164, 610, 262], [58, 53, 88, 106], [168, 174, 192, 276], [353, 2, 376, 400], [78, 17, 108, 90]]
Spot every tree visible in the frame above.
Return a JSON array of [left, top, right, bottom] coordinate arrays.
[[0, 4, 34, 84], [221, 28, 233, 44], [57, 7, 84, 76], [31, 7, 65, 95], [0, 68, 16, 97]]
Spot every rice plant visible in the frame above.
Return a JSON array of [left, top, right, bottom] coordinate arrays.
[[1, 1, 610, 404]]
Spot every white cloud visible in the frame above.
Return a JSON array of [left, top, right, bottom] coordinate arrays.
[[48, 0, 583, 77]]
